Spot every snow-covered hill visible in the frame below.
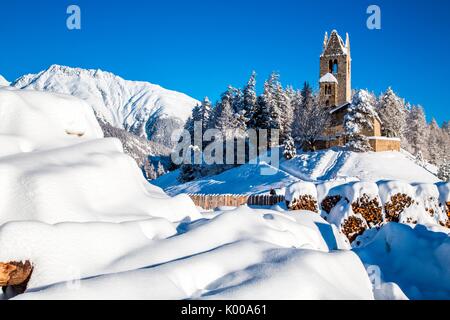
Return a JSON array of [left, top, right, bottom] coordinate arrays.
[[155, 149, 440, 196], [12, 65, 199, 146]]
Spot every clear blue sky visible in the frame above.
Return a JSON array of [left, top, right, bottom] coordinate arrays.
[[0, 0, 449, 124]]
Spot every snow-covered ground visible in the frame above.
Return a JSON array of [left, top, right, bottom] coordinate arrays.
[[155, 149, 439, 196], [1, 86, 449, 300]]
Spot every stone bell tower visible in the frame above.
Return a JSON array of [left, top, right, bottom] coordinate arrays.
[[319, 30, 351, 107]]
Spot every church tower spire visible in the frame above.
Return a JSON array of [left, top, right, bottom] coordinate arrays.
[[319, 30, 352, 107]]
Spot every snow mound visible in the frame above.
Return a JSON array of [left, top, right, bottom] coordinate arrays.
[[12, 65, 200, 144], [282, 149, 439, 184], [8, 207, 372, 300], [0, 87, 103, 156], [285, 181, 317, 202], [0, 138, 199, 225], [355, 223, 450, 299]]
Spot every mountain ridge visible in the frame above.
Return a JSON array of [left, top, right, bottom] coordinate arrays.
[[12, 65, 200, 146]]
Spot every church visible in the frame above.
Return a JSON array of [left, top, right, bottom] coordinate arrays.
[[315, 30, 400, 152]]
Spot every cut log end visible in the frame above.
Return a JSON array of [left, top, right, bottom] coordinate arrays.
[[0, 261, 33, 288]]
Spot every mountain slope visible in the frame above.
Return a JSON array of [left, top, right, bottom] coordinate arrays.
[[12, 65, 199, 146], [0, 75, 9, 86]]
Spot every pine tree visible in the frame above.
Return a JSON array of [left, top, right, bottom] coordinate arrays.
[[292, 82, 329, 150], [243, 71, 257, 128], [200, 97, 212, 133], [214, 88, 239, 138], [143, 159, 157, 180], [427, 119, 445, 165], [344, 90, 378, 152], [378, 87, 406, 137], [405, 105, 428, 156], [277, 84, 293, 142], [283, 136, 297, 160], [438, 159, 450, 182], [157, 161, 166, 177]]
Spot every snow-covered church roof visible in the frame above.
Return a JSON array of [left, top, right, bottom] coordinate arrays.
[[320, 73, 338, 83]]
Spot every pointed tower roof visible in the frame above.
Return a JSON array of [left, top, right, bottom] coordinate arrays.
[[322, 30, 348, 56]]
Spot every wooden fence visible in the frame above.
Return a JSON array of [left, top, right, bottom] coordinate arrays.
[[187, 194, 285, 210]]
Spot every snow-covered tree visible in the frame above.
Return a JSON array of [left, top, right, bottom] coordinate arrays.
[[157, 161, 166, 177], [378, 87, 406, 137], [277, 84, 294, 142], [438, 159, 450, 182], [344, 90, 378, 152], [404, 105, 428, 156], [243, 71, 258, 128], [214, 88, 239, 137], [427, 119, 445, 165], [143, 159, 157, 180], [292, 82, 329, 151], [283, 136, 297, 160]]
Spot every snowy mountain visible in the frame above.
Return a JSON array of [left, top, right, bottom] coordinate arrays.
[[0, 75, 9, 86], [12, 65, 200, 146]]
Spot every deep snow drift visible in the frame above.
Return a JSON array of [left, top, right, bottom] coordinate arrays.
[[12, 65, 199, 144]]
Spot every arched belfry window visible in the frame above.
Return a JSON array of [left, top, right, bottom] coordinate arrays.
[[329, 60, 333, 73], [332, 60, 338, 74]]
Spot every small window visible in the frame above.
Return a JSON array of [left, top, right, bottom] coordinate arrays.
[[332, 60, 338, 74], [326, 100, 329, 106], [329, 60, 333, 73]]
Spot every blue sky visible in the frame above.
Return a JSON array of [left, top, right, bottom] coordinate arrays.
[[0, 0, 449, 124]]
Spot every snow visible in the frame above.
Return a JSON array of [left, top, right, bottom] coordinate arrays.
[[156, 162, 299, 196], [10, 208, 371, 300], [285, 181, 317, 202], [354, 223, 450, 299], [1, 86, 449, 300], [12, 65, 199, 140], [319, 73, 338, 83], [0, 87, 103, 156]]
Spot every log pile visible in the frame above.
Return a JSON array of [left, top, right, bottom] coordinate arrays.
[[384, 193, 414, 223], [288, 195, 318, 213], [0, 261, 33, 293], [341, 216, 367, 243], [352, 194, 383, 227], [321, 195, 343, 214]]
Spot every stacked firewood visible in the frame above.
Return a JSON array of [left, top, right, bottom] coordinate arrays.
[[0, 261, 33, 295], [341, 216, 367, 243], [351, 194, 383, 227], [446, 202, 450, 228], [384, 193, 414, 223], [288, 195, 318, 213], [321, 195, 343, 214]]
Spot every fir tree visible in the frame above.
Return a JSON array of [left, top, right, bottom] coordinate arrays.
[[143, 159, 157, 180], [378, 87, 406, 137], [344, 90, 378, 152], [243, 71, 257, 128], [405, 105, 428, 156], [157, 161, 166, 177], [438, 159, 450, 182], [283, 136, 297, 160]]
